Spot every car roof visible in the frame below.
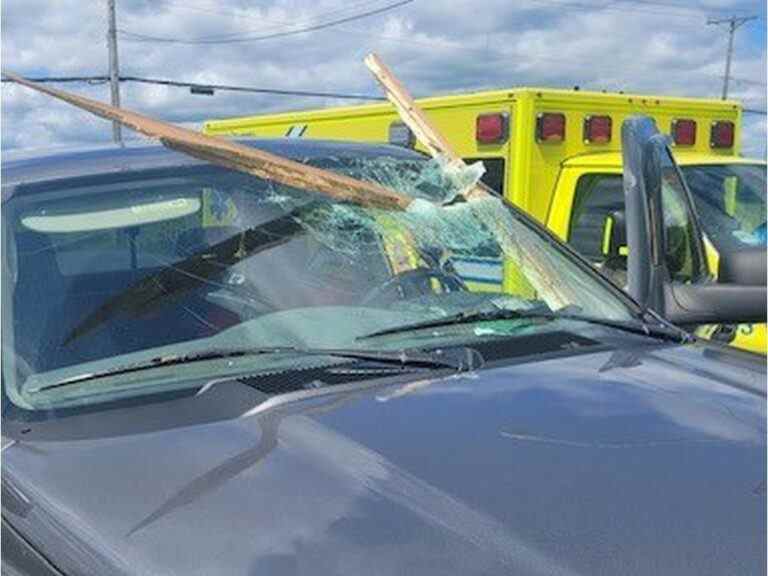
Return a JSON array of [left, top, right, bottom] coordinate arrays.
[[1, 138, 425, 190]]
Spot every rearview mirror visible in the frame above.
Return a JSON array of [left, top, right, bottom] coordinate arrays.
[[621, 116, 767, 327], [20, 195, 201, 233]]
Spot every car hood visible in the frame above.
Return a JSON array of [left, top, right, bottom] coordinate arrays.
[[2, 342, 766, 576]]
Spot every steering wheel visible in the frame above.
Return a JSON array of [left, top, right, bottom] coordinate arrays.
[[361, 267, 466, 306]]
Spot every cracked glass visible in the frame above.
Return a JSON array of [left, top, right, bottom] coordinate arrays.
[[2, 151, 635, 408]]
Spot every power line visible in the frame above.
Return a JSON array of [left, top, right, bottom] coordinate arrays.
[[155, 0, 394, 29], [123, 0, 398, 46], [6, 74, 764, 111], [120, 76, 385, 100], [115, 0, 709, 59], [134, 0, 721, 56], [523, 0, 718, 20], [1, 74, 386, 101], [702, 74, 767, 88], [727, 76, 767, 87], [119, 0, 414, 44], [614, 0, 759, 16], [527, 0, 764, 22], [125, 0, 414, 48]]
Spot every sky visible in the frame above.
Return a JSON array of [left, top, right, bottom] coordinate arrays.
[[1, 0, 766, 156]]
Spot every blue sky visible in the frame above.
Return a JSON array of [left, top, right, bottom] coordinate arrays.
[[744, 11, 765, 53], [2, 0, 766, 156]]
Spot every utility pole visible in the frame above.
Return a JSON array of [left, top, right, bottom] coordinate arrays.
[[707, 15, 757, 100], [107, 0, 123, 144]]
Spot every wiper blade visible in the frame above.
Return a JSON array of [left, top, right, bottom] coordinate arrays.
[[32, 346, 462, 393], [357, 307, 549, 340], [358, 306, 691, 344], [305, 348, 468, 371], [32, 346, 300, 393]]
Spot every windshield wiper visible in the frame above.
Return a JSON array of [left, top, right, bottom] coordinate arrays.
[[358, 306, 692, 344], [32, 346, 463, 393], [358, 307, 550, 340], [555, 312, 692, 343]]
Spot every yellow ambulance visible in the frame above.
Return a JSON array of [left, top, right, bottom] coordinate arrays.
[[204, 88, 766, 353]]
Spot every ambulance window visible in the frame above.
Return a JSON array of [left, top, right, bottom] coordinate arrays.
[[569, 166, 706, 285], [463, 157, 505, 195], [680, 164, 766, 251], [569, 174, 625, 263]]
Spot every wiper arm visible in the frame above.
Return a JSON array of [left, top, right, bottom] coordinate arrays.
[[314, 347, 467, 371], [357, 307, 549, 340], [32, 346, 463, 393], [636, 308, 695, 343], [358, 306, 692, 344], [553, 312, 692, 343]]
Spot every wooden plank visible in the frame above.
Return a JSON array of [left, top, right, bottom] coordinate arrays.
[[364, 53, 459, 162], [364, 53, 487, 201], [364, 54, 573, 307], [2, 71, 412, 211]]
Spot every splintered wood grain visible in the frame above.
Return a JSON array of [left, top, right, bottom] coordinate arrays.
[[364, 53, 486, 201]]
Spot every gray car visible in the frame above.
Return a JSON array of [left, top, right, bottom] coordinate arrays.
[[2, 139, 765, 576]]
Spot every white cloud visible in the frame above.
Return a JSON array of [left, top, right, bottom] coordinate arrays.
[[1, 0, 765, 157]]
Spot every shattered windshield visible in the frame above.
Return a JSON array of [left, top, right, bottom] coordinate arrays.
[[2, 150, 635, 409], [681, 163, 767, 250]]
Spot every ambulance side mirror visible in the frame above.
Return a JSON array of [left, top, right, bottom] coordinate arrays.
[[621, 116, 767, 327]]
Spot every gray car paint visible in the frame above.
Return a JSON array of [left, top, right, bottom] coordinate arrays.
[[2, 340, 765, 576], [2, 141, 765, 575]]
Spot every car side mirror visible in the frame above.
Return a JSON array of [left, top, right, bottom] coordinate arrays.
[[621, 116, 767, 327], [718, 246, 767, 286]]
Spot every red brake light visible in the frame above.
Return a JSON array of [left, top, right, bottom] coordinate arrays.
[[476, 113, 509, 144], [671, 119, 696, 146], [583, 115, 612, 144], [537, 112, 565, 143], [710, 120, 735, 148]]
